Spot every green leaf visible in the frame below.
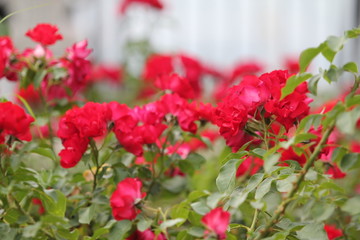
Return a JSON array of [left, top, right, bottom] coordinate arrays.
[[331, 147, 348, 164], [137, 216, 153, 232], [281, 73, 312, 99], [296, 223, 327, 240], [221, 151, 248, 165], [4, 208, 21, 224], [187, 227, 204, 238], [37, 189, 67, 217], [23, 222, 42, 238], [311, 203, 335, 222], [342, 196, 360, 215], [91, 228, 109, 240], [321, 44, 337, 63], [176, 230, 194, 240], [255, 177, 274, 200], [264, 153, 281, 173], [187, 190, 209, 202], [297, 114, 323, 133], [276, 175, 297, 193], [308, 74, 321, 95], [343, 62, 358, 73], [79, 205, 95, 224], [336, 107, 360, 135], [109, 220, 132, 240], [56, 229, 80, 240], [246, 173, 265, 192], [299, 47, 321, 72], [179, 160, 195, 175], [31, 147, 57, 161], [207, 192, 224, 209], [186, 153, 206, 169], [33, 69, 47, 88], [339, 153, 360, 171], [294, 133, 318, 144], [171, 202, 189, 226], [326, 35, 346, 52], [345, 27, 360, 38], [346, 94, 360, 108], [191, 201, 210, 215], [160, 219, 185, 230], [216, 159, 242, 193], [250, 148, 266, 158]]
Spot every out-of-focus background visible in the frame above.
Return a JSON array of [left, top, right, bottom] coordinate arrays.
[[1, 0, 360, 96]]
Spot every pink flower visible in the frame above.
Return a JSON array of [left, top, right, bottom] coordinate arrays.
[[110, 178, 146, 221], [201, 208, 230, 240], [324, 224, 343, 240], [26, 23, 63, 46]]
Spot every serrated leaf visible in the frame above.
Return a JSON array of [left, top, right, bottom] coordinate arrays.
[[246, 173, 265, 192], [281, 73, 312, 99], [37, 189, 67, 217], [255, 177, 274, 200], [216, 159, 242, 193], [264, 153, 281, 173]]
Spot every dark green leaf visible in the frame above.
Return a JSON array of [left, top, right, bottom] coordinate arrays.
[[23, 222, 42, 238], [339, 153, 360, 171], [33, 69, 47, 88], [109, 220, 132, 240], [342, 196, 360, 215]]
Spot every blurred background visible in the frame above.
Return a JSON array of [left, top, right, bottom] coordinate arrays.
[[1, 0, 360, 97]]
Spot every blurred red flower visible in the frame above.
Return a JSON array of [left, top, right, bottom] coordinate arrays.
[[26, 23, 63, 46]]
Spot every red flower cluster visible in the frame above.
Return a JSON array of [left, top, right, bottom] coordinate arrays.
[[142, 54, 206, 98], [215, 70, 311, 151], [201, 208, 230, 240], [57, 102, 111, 168], [0, 36, 14, 79], [0, 102, 34, 145], [26, 23, 63, 46], [110, 178, 146, 221]]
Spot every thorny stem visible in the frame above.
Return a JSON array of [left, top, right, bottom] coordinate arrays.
[[253, 124, 336, 240]]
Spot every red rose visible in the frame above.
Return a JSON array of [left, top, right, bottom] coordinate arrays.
[[26, 23, 63, 46], [57, 102, 111, 168], [324, 224, 343, 240], [0, 36, 14, 79], [0, 101, 34, 145], [201, 208, 230, 240], [110, 178, 146, 221]]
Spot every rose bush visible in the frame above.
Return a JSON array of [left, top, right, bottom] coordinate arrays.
[[1, 2, 360, 239]]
